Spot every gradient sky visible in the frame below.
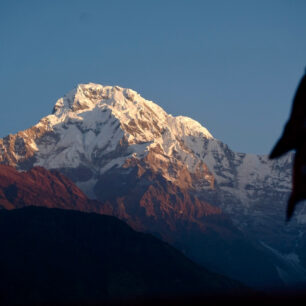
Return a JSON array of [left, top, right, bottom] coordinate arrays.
[[0, 0, 305, 154]]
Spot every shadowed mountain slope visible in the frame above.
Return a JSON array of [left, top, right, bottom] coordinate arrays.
[[0, 206, 244, 305], [0, 164, 289, 289]]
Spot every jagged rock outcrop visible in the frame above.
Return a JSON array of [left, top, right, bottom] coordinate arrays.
[[0, 165, 112, 214]]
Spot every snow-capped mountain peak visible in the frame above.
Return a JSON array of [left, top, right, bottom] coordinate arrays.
[[51, 83, 213, 139], [1, 83, 304, 287], [1, 83, 215, 181], [53, 83, 140, 113], [0, 83, 291, 209]]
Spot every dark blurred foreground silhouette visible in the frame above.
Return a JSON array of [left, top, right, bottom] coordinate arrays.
[[2, 208, 306, 306], [0, 207, 246, 306], [270, 70, 306, 221]]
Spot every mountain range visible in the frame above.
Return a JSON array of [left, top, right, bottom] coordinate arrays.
[[1, 83, 305, 288]]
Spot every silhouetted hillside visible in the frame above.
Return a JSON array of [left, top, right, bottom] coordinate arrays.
[[0, 207, 244, 305]]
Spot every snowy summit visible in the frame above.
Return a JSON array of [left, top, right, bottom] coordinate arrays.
[[0, 83, 293, 220]]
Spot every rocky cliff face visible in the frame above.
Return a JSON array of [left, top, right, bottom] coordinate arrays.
[[0, 83, 305, 287], [0, 165, 113, 214]]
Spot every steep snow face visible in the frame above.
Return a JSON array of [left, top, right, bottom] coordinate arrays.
[[50, 83, 213, 143], [0, 83, 214, 176]]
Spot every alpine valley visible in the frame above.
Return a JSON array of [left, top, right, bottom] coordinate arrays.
[[1, 83, 306, 289]]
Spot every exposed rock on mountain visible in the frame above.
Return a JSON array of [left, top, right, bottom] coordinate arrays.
[[0, 165, 111, 214]]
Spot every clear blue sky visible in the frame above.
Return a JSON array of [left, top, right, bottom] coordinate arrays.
[[0, 0, 305, 154]]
